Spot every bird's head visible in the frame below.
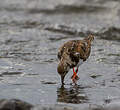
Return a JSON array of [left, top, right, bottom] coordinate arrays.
[[57, 60, 69, 85], [87, 34, 94, 42]]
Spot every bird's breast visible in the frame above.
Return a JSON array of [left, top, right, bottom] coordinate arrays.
[[77, 59, 83, 67]]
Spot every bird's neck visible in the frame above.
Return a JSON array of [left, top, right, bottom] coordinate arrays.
[[84, 39, 91, 48], [84, 36, 93, 43]]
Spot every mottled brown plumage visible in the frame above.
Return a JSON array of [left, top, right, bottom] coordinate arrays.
[[57, 35, 94, 85]]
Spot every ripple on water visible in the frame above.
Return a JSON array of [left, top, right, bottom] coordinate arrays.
[[41, 81, 57, 85], [57, 85, 88, 104], [0, 0, 120, 106], [1, 71, 23, 76]]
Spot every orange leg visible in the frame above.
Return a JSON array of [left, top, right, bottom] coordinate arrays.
[[72, 68, 77, 80], [71, 68, 79, 83], [76, 68, 78, 73]]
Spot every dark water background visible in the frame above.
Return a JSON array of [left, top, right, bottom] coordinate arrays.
[[0, 0, 120, 107]]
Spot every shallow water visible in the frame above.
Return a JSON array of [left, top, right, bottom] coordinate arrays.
[[0, 0, 120, 107]]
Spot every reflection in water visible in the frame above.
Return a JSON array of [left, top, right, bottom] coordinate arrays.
[[57, 85, 88, 104]]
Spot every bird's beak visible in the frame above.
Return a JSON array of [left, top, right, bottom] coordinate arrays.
[[61, 75, 65, 85]]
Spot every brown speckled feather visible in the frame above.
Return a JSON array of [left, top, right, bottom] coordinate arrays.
[[57, 35, 94, 84], [58, 39, 91, 68]]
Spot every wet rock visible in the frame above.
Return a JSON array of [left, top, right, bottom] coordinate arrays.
[[1, 71, 23, 76], [32, 105, 78, 110], [44, 24, 92, 38], [98, 27, 120, 41], [32, 104, 104, 110], [0, 99, 33, 110], [104, 98, 111, 104], [1, 99, 120, 110], [28, 4, 109, 14], [44, 24, 78, 35], [41, 81, 57, 84], [44, 24, 120, 42], [90, 74, 102, 79]]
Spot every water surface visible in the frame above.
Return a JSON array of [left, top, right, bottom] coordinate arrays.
[[0, 0, 120, 107]]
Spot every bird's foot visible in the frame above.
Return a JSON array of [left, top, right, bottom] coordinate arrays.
[[71, 74, 79, 80], [72, 78, 78, 84], [71, 74, 79, 84]]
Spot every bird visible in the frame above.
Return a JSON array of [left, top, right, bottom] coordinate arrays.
[[57, 35, 94, 85]]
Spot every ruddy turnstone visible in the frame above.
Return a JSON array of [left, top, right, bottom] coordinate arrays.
[[57, 35, 94, 85]]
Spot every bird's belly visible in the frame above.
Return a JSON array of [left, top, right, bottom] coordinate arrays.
[[77, 59, 83, 67]]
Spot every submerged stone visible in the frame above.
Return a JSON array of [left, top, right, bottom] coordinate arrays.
[[0, 99, 33, 110]]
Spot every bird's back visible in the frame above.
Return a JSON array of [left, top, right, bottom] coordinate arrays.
[[58, 35, 94, 68]]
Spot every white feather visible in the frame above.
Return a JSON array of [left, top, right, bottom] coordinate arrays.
[[77, 59, 83, 67]]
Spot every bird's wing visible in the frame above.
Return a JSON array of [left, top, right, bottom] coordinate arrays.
[[68, 41, 88, 62], [77, 41, 90, 61], [57, 41, 74, 60], [58, 45, 65, 60], [58, 40, 90, 62]]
